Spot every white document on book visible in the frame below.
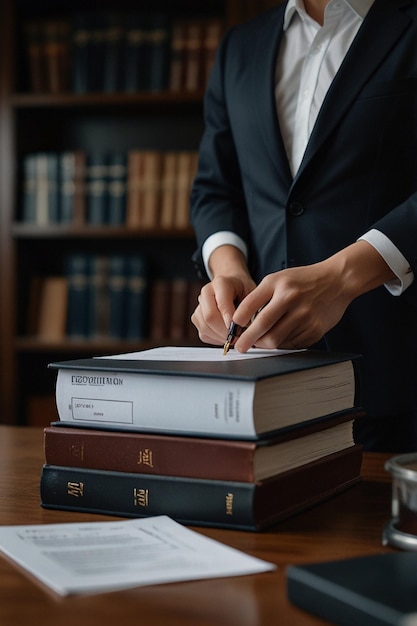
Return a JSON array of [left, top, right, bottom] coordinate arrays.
[[0, 515, 275, 596], [96, 346, 301, 361]]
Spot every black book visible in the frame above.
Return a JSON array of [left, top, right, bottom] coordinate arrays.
[[287, 552, 417, 626], [40, 446, 362, 531]]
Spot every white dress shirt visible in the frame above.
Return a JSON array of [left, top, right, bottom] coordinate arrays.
[[202, 0, 414, 294]]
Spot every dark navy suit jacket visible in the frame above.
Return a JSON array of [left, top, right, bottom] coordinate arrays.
[[191, 0, 417, 422]]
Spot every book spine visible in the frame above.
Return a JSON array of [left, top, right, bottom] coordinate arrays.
[[107, 152, 127, 225], [102, 12, 124, 93], [54, 363, 258, 437], [24, 20, 46, 93], [124, 255, 149, 340], [124, 13, 148, 92], [108, 255, 127, 339], [47, 153, 60, 223], [147, 13, 171, 92], [86, 255, 110, 339], [71, 13, 92, 94], [43, 19, 70, 94], [65, 254, 89, 338], [59, 152, 76, 224], [21, 154, 37, 222], [86, 154, 108, 224], [43, 426, 257, 481], [40, 464, 257, 529]]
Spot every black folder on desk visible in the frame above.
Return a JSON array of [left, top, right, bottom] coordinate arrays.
[[287, 552, 417, 626]]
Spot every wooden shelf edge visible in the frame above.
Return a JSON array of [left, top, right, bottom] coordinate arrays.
[[9, 91, 205, 109], [11, 223, 196, 239]]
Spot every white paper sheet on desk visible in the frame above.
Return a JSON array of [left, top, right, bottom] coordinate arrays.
[[95, 346, 301, 361], [0, 515, 275, 596]]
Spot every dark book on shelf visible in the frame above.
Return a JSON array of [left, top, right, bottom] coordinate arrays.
[[86, 153, 108, 224], [102, 12, 125, 93], [286, 552, 417, 626], [40, 445, 363, 531], [148, 279, 172, 340], [59, 150, 87, 225], [44, 409, 362, 482], [108, 255, 127, 339], [124, 255, 149, 340], [65, 253, 89, 339], [107, 152, 127, 225], [124, 12, 151, 92], [49, 347, 360, 438], [86, 255, 110, 339], [42, 19, 71, 94], [71, 12, 92, 93], [147, 12, 172, 92], [24, 20, 46, 93]]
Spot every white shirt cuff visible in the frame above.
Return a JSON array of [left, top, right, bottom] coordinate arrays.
[[202, 232, 248, 279], [358, 229, 414, 295]]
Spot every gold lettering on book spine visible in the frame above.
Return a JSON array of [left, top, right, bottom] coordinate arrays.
[[134, 488, 149, 507], [67, 482, 84, 497], [137, 448, 154, 468], [226, 493, 234, 515]]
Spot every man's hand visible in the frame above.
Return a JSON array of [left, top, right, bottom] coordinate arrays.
[[233, 240, 396, 352], [191, 245, 256, 345]]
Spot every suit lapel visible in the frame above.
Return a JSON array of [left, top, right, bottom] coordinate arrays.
[[293, 0, 413, 184], [252, 8, 293, 185]]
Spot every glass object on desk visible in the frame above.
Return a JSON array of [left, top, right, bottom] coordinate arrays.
[[383, 453, 417, 550]]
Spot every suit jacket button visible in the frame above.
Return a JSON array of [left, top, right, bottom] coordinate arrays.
[[289, 201, 304, 216]]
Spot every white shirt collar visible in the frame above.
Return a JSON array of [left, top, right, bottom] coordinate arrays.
[[283, 0, 375, 30]]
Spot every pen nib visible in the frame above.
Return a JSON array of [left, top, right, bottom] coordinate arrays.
[[223, 341, 231, 356]]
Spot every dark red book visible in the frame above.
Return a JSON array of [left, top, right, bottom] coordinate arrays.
[[44, 409, 362, 482]]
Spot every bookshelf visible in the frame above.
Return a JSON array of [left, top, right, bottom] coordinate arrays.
[[0, 0, 276, 426]]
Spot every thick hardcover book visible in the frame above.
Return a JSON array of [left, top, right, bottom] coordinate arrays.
[[287, 552, 417, 626], [44, 409, 362, 481], [40, 446, 362, 531], [49, 347, 360, 438]]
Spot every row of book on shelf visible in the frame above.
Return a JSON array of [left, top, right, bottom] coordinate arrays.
[[40, 345, 364, 530], [28, 253, 203, 342], [23, 12, 224, 95], [21, 150, 198, 229]]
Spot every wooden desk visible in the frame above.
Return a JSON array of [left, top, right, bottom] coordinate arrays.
[[0, 426, 395, 626]]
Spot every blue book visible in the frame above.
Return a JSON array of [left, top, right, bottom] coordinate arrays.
[[102, 12, 124, 93], [148, 13, 171, 92], [108, 255, 127, 339], [124, 12, 150, 92], [66, 254, 89, 338], [21, 154, 37, 222], [86, 153, 108, 224], [71, 13, 92, 93], [124, 255, 149, 339], [107, 152, 127, 225], [86, 255, 109, 339]]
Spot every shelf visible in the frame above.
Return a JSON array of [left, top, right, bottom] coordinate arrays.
[[10, 91, 206, 109], [12, 224, 196, 239]]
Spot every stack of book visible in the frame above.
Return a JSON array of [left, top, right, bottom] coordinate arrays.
[[40, 346, 364, 531]]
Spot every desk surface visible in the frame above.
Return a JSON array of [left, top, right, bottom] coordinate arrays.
[[0, 425, 394, 626]]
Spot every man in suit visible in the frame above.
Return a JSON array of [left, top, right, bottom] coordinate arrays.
[[190, 0, 417, 451]]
